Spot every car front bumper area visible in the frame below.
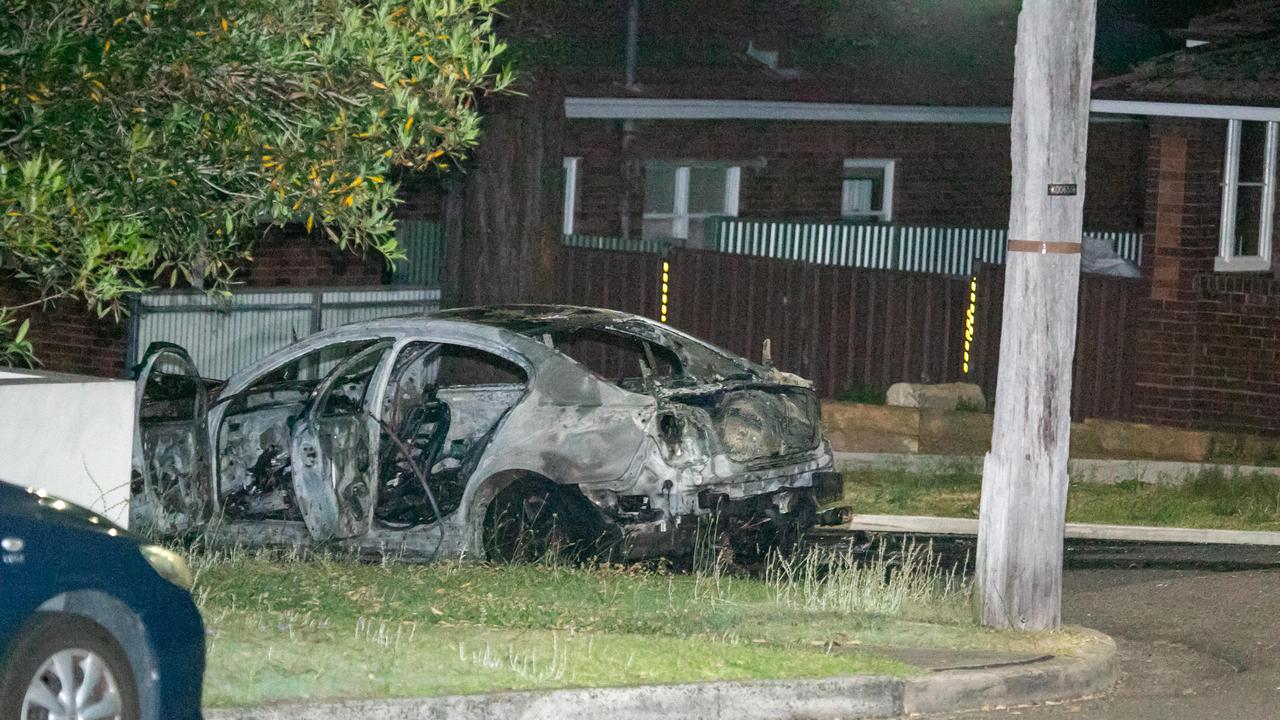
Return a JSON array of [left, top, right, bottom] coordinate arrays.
[[611, 468, 845, 561]]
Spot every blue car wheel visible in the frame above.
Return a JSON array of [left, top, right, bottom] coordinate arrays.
[[0, 612, 140, 720]]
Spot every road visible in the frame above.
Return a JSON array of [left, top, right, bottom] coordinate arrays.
[[853, 535, 1280, 719]]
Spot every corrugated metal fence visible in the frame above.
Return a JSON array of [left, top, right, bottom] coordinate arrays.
[[715, 219, 1143, 276], [391, 219, 444, 287], [127, 287, 440, 379], [395, 220, 1143, 285], [563, 233, 673, 254]]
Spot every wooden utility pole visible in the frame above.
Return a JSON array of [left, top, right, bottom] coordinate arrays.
[[976, 0, 1097, 631]]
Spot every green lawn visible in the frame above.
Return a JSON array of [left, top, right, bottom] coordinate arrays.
[[193, 548, 1075, 707], [844, 465, 1280, 531]]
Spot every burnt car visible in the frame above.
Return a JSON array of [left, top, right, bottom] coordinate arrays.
[[131, 305, 842, 561]]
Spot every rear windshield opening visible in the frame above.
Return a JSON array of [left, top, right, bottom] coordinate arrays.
[[551, 328, 682, 390]]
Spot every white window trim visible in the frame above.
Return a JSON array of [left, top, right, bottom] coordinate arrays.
[[1216, 120, 1277, 272], [643, 163, 741, 241], [562, 157, 580, 236], [841, 158, 895, 222]]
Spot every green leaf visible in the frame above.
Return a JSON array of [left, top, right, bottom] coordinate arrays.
[[1, 0, 513, 365]]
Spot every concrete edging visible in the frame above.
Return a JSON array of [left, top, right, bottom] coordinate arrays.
[[835, 451, 1280, 486], [848, 513, 1280, 546], [902, 628, 1117, 715], [206, 629, 1116, 720]]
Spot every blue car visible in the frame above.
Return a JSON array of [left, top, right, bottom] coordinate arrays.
[[0, 480, 205, 720]]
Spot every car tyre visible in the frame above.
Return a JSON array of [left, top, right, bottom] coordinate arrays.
[[0, 612, 140, 720], [483, 480, 574, 563]]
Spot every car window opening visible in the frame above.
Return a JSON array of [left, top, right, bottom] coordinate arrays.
[[375, 342, 528, 529], [549, 327, 681, 391]]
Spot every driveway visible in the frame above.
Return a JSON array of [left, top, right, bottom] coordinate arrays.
[[935, 565, 1280, 719]]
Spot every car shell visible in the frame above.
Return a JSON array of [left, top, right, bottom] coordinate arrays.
[[132, 305, 839, 560]]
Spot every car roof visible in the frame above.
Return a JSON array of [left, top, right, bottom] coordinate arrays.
[[429, 305, 639, 335], [324, 304, 644, 341]]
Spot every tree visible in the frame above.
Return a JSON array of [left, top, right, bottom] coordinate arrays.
[[441, 76, 564, 308], [976, 0, 1097, 631], [0, 0, 513, 363]]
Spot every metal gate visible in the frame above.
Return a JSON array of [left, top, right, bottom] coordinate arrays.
[[126, 287, 441, 379]]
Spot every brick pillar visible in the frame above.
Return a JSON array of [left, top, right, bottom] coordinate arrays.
[[1150, 134, 1186, 302], [1130, 117, 1226, 429]]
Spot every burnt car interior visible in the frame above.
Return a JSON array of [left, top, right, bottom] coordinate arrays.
[[217, 339, 380, 522], [374, 341, 528, 528]]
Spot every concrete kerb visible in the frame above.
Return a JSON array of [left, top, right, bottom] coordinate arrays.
[[835, 452, 1280, 486], [206, 629, 1116, 720], [902, 628, 1117, 716]]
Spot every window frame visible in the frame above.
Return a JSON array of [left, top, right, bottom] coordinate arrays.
[[1216, 119, 1278, 272], [642, 162, 741, 244], [562, 156, 580, 236], [840, 158, 896, 223]]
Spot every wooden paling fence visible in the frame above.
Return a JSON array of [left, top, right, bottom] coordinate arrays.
[[553, 245, 1141, 422]]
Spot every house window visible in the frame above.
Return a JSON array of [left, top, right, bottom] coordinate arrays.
[[562, 157, 580, 236], [841, 159, 895, 222], [643, 163, 740, 248], [1217, 120, 1277, 272]]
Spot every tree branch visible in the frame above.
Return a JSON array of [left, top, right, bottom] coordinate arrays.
[[0, 126, 30, 148], [3, 290, 72, 312]]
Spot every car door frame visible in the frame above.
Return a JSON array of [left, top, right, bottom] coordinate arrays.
[[205, 329, 397, 517], [289, 340, 396, 541], [131, 342, 213, 531], [365, 333, 535, 536]]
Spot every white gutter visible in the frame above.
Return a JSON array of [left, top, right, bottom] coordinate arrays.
[[1091, 99, 1280, 122], [565, 97, 1140, 124], [565, 97, 1012, 123]]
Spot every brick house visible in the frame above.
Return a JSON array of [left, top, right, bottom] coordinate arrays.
[[0, 3, 1157, 383], [1089, 1, 1280, 434], [545, 2, 1150, 247]]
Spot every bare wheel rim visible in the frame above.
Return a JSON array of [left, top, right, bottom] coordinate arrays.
[[21, 648, 123, 720]]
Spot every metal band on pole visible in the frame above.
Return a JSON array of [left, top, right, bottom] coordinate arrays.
[[1007, 239, 1082, 255]]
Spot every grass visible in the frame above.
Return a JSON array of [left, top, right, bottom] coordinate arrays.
[[190, 540, 1074, 708], [844, 465, 1280, 531]]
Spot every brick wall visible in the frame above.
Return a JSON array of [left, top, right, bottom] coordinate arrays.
[[0, 286, 130, 379], [1132, 117, 1280, 435], [563, 118, 1147, 237], [240, 226, 387, 288]]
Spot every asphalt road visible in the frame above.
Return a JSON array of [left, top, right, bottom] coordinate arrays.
[[849, 534, 1280, 720]]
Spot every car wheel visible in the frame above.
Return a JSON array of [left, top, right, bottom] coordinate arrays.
[[483, 481, 571, 563], [0, 612, 140, 720]]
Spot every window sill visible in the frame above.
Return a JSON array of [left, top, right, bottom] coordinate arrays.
[[1214, 255, 1272, 273]]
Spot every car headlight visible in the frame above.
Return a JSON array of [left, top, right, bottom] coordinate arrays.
[[720, 397, 782, 462], [140, 545, 195, 590]]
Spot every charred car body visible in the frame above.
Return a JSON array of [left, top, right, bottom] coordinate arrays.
[[132, 305, 842, 561]]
